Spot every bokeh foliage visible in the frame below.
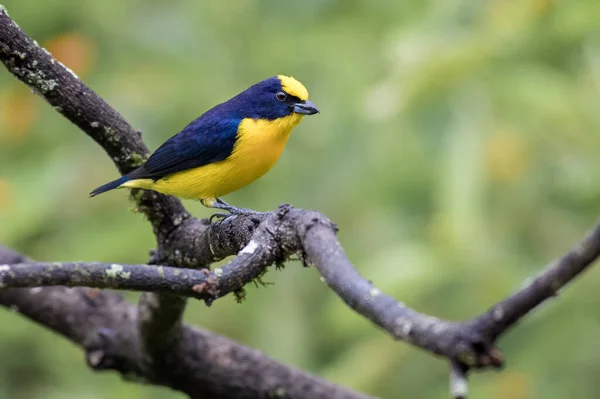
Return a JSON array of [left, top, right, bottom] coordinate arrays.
[[2, 0, 600, 398]]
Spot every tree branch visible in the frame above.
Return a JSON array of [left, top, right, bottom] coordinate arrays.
[[470, 221, 600, 339], [0, 246, 370, 399], [0, 261, 213, 299], [5, 206, 600, 383]]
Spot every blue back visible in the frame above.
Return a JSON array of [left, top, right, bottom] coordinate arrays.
[[136, 77, 294, 180]]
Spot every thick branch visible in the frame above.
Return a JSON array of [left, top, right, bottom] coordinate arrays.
[[0, 246, 371, 399]]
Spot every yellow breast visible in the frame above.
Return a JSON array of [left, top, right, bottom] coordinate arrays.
[[128, 114, 303, 200]]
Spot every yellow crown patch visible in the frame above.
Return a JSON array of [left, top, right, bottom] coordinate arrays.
[[277, 75, 309, 101]]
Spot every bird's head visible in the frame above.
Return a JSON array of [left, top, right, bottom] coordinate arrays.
[[235, 75, 319, 120]]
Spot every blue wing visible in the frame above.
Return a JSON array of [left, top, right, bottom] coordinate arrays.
[[136, 113, 241, 181]]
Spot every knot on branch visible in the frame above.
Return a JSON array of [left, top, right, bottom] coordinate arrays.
[[84, 328, 137, 374], [445, 323, 504, 371]]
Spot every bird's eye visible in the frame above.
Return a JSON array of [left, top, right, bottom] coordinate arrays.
[[275, 91, 287, 101]]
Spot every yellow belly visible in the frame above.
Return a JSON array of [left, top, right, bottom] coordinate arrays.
[[123, 114, 303, 200]]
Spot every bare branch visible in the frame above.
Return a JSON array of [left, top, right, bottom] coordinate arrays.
[[0, 261, 212, 298], [296, 211, 501, 365], [1, 205, 506, 370], [0, 246, 372, 399]]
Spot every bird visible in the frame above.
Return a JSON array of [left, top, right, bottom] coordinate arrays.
[[90, 75, 319, 215]]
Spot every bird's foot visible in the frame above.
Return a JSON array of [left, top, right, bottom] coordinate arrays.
[[203, 198, 262, 223], [214, 198, 261, 215]]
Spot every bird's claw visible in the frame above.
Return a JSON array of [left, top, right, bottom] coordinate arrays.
[[209, 212, 229, 224]]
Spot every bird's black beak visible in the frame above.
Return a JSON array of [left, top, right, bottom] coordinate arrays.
[[293, 99, 320, 115]]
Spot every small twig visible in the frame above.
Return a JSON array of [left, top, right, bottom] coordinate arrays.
[[449, 362, 469, 399], [470, 221, 600, 340]]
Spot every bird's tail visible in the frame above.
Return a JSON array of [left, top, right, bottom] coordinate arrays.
[[90, 175, 130, 197]]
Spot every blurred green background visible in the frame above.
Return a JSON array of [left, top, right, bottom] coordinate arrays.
[[2, 0, 600, 398]]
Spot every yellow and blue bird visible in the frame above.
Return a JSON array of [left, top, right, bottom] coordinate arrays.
[[90, 75, 319, 214]]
